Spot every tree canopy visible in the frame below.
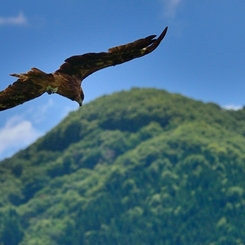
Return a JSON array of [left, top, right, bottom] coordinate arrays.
[[1, 88, 245, 244]]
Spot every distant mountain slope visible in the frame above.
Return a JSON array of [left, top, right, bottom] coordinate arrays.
[[1, 88, 245, 245]]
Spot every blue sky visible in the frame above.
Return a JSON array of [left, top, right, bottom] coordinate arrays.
[[0, 0, 245, 160]]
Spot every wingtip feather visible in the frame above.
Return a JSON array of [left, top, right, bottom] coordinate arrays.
[[145, 26, 168, 54]]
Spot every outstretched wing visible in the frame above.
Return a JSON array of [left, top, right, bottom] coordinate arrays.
[[0, 27, 168, 111], [56, 27, 168, 82], [0, 68, 52, 111]]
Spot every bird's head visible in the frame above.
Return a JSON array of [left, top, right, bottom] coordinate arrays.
[[75, 89, 84, 107]]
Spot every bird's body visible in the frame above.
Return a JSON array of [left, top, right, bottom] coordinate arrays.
[[0, 27, 168, 111]]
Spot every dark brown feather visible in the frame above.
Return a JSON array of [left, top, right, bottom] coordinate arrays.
[[0, 27, 168, 111], [0, 68, 54, 111], [56, 27, 168, 82]]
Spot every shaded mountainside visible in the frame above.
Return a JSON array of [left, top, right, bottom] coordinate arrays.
[[1, 88, 245, 244]]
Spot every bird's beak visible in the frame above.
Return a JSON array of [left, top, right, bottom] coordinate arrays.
[[77, 98, 83, 107], [75, 94, 83, 107]]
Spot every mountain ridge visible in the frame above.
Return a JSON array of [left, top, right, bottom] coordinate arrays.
[[1, 88, 245, 244]]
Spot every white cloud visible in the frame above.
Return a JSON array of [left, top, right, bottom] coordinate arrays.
[[0, 116, 42, 160], [161, 0, 183, 18], [0, 12, 27, 26], [40, 99, 54, 114], [222, 104, 242, 111], [0, 96, 77, 161]]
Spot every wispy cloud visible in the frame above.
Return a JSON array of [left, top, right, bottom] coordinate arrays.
[[0, 97, 76, 161], [222, 104, 242, 111], [161, 0, 183, 18], [30, 98, 54, 124], [0, 116, 42, 160], [0, 12, 27, 26]]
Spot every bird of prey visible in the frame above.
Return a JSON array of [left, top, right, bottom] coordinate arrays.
[[0, 27, 168, 111]]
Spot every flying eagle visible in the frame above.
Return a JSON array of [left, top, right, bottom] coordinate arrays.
[[0, 27, 168, 111]]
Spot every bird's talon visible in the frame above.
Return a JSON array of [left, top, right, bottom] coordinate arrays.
[[46, 85, 58, 94]]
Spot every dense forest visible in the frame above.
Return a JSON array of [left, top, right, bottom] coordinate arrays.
[[1, 88, 245, 244]]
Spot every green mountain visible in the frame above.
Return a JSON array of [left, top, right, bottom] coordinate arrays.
[[1, 88, 245, 245]]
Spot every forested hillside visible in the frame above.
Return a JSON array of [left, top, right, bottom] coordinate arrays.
[[1, 88, 245, 244]]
